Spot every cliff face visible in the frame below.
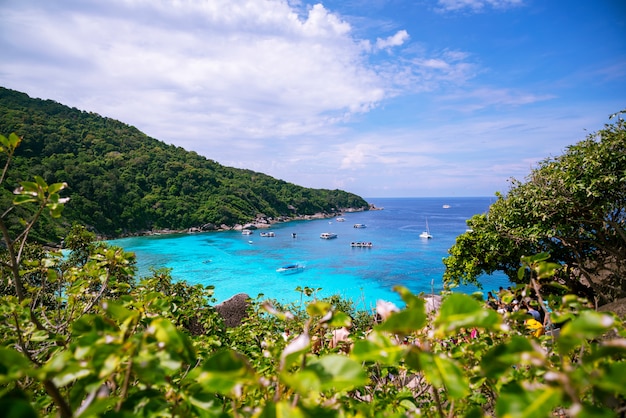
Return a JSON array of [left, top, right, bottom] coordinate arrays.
[[0, 87, 368, 241]]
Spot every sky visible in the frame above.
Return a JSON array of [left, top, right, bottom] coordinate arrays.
[[1, 0, 625, 198]]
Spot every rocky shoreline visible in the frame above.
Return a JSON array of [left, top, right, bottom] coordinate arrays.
[[107, 203, 382, 240]]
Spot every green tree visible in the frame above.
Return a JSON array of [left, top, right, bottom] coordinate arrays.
[[444, 111, 626, 305]]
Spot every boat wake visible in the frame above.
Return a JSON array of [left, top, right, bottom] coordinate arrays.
[[398, 224, 424, 232]]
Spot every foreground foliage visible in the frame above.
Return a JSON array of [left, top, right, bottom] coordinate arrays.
[[443, 111, 626, 305], [1, 132, 626, 417]]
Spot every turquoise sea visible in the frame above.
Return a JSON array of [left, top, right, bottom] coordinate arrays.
[[108, 197, 509, 310]]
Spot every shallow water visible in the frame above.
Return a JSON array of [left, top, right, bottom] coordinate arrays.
[[108, 197, 509, 309]]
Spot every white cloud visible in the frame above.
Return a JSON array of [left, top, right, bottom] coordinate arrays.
[[436, 0, 524, 12], [2, 1, 386, 141], [438, 87, 556, 111], [375, 30, 409, 50], [0, 0, 483, 157], [1, 0, 618, 197]]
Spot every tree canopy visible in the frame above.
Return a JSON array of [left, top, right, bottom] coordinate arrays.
[[0, 87, 368, 242], [443, 111, 626, 305]]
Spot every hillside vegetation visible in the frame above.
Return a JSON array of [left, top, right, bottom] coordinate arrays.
[[444, 111, 626, 305], [0, 87, 368, 241]]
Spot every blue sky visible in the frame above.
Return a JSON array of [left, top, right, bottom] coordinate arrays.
[[1, 0, 624, 198]]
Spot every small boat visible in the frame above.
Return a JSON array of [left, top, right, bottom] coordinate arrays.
[[260, 231, 275, 237], [442, 204, 451, 209], [242, 229, 253, 235], [420, 218, 433, 239], [320, 232, 338, 239], [276, 264, 305, 274], [336, 217, 346, 222], [353, 223, 367, 228], [351, 241, 373, 248], [292, 232, 297, 238]]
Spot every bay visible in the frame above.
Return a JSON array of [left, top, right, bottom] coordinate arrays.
[[108, 197, 509, 309]]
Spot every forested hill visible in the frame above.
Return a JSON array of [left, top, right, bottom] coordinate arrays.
[[0, 87, 368, 241]]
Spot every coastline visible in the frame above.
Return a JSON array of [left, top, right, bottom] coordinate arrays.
[[101, 203, 382, 241]]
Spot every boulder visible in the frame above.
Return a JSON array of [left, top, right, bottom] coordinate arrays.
[[215, 293, 251, 327]]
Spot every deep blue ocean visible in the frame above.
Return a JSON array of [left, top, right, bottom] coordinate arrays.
[[108, 197, 509, 309]]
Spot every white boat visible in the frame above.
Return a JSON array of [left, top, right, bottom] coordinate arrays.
[[353, 223, 367, 228], [420, 218, 433, 239], [276, 264, 305, 274], [442, 204, 451, 209], [259, 231, 275, 237], [351, 241, 373, 248], [336, 217, 346, 222], [320, 232, 338, 239], [242, 229, 253, 235]]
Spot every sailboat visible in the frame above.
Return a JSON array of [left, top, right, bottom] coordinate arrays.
[[419, 218, 433, 239]]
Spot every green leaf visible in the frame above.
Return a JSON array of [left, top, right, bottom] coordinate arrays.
[[48, 181, 68, 194], [149, 318, 196, 364], [534, 262, 561, 280], [0, 396, 38, 418], [281, 369, 322, 394], [409, 351, 469, 399], [593, 361, 626, 396], [98, 353, 122, 379], [34, 175, 47, 188], [0, 348, 32, 382], [434, 293, 501, 336], [327, 310, 352, 328], [257, 401, 306, 418], [0, 133, 8, 151], [496, 382, 562, 418], [41, 350, 75, 381], [53, 365, 91, 387], [73, 397, 118, 418], [376, 304, 426, 335], [7, 132, 21, 148], [187, 349, 257, 396], [480, 336, 540, 379], [303, 354, 368, 392], [393, 285, 425, 309], [103, 300, 139, 323], [558, 311, 615, 354], [521, 252, 551, 264], [12, 194, 38, 205], [351, 330, 406, 365], [306, 301, 332, 317]]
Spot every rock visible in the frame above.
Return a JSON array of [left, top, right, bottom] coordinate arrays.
[[215, 293, 251, 327]]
